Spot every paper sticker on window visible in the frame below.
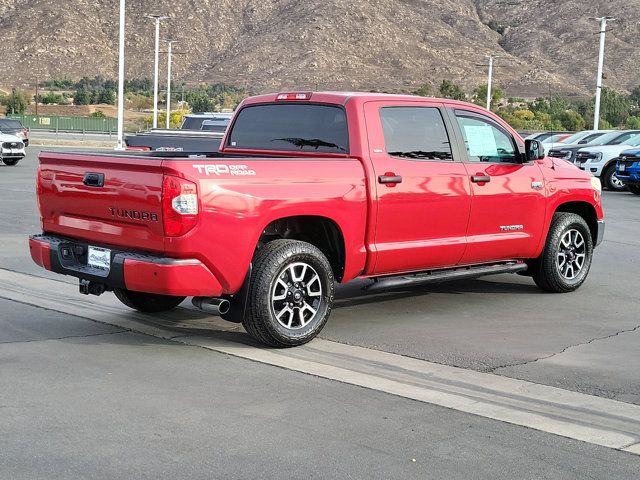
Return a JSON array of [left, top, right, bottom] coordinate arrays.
[[463, 125, 497, 156]]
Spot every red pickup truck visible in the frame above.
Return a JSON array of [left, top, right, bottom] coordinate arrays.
[[30, 92, 605, 347]]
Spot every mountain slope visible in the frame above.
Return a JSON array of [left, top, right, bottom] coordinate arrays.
[[1, 0, 638, 96]]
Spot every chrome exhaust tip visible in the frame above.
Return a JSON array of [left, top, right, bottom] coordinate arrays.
[[192, 297, 231, 316]]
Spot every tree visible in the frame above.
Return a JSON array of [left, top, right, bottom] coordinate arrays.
[[186, 91, 214, 113], [599, 88, 631, 127], [96, 88, 116, 105], [1, 89, 30, 114], [472, 83, 503, 109], [439, 80, 466, 100], [625, 116, 640, 129], [413, 83, 432, 97], [557, 109, 586, 131], [40, 91, 66, 105], [73, 88, 93, 105], [629, 85, 640, 108]]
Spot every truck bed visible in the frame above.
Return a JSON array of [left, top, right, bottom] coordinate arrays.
[[36, 150, 368, 293]]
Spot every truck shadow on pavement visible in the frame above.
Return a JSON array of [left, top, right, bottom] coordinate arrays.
[[111, 275, 542, 347], [334, 276, 542, 309]]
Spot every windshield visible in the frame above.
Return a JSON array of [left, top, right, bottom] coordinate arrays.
[[542, 134, 565, 144], [227, 104, 349, 154], [200, 120, 229, 133], [559, 131, 601, 144], [0, 119, 22, 130], [589, 131, 639, 146]]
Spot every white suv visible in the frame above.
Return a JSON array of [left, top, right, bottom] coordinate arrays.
[[0, 132, 26, 166], [575, 131, 640, 191]]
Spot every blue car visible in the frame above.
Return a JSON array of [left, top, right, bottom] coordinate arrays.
[[616, 148, 640, 195]]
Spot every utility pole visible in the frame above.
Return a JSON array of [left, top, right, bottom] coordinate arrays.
[[477, 55, 500, 110], [166, 40, 178, 129], [115, 0, 126, 150], [486, 55, 494, 110], [35, 76, 39, 117], [145, 15, 168, 129], [592, 16, 615, 130]]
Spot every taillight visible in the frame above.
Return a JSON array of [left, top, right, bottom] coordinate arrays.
[[162, 175, 199, 237]]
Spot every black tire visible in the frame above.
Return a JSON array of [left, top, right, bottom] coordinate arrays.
[[602, 163, 626, 191], [628, 185, 640, 196], [2, 158, 21, 166], [243, 239, 335, 347], [113, 288, 186, 313], [531, 212, 593, 293]]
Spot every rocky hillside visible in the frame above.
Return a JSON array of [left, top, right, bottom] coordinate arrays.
[[1, 0, 638, 97]]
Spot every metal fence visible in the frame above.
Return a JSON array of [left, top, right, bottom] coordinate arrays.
[[7, 114, 117, 134]]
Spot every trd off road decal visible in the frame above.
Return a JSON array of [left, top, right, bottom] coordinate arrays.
[[192, 164, 257, 176]]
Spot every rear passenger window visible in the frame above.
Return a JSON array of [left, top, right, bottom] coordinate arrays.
[[380, 107, 453, 161]]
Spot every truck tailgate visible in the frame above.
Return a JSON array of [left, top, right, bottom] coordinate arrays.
[[38, 151, 165, 252]]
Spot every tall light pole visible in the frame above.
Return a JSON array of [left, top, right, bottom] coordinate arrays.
[[115, 0, 126, 150], [486, 55, 494, 110], [145, 15, 167, 129], [165, 40, 178, 129], [477, 55, 500, 110], [592, 16, 615, 130]]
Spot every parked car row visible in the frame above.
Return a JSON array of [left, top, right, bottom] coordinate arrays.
[[528, 129, 640, 192], [0, 118, 28, 166]]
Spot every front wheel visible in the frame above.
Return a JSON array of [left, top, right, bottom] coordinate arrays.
[[114, 288, 186, 313], [628, 185, 640, 196], [602, 163, 626, 191], [243, 240, 335, 347], [531, 212, 593, 293], [2, 157, 22, 166]]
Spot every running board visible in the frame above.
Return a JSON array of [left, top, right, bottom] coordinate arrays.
[[365, 262, 528, 292]]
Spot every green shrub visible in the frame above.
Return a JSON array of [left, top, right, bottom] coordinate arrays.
[[439, 80, 466, 101]]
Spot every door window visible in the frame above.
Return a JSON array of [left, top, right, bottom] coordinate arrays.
[[455, 113, 518, 163], [380, 107, 453, 161]]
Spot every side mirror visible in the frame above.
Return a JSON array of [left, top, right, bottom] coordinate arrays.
[[525, 139, 545, 161]]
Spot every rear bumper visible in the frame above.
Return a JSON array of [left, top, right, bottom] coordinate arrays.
[[29, 234, 223, 297]]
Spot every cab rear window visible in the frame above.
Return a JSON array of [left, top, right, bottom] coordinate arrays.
[[227, 104, 349, 154]]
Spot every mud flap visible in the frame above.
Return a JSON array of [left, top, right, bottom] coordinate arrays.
[[221, 265, 252, 324]]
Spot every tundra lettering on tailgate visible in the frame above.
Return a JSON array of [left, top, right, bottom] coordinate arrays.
[[109, 207, 159, 222]]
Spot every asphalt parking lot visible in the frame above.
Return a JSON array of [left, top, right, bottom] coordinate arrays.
[[1, 147, 639, 478]]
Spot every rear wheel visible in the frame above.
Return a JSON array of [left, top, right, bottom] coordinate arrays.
[[2, 158, 21, 166], [243, 239, 335, 347], [628, 185, 640, 196], [602, 163, 626, 191], [531, 212, 593, 293], [114, 288, 186, 313]]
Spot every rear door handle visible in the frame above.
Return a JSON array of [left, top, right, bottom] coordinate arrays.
[[378, 174, 403, 185], [471, 175, 491, 184], [83, 172, 105, 187]]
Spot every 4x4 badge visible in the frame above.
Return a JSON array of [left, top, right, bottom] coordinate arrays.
[[531, 181, 544, 189]]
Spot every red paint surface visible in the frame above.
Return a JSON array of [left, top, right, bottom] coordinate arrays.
[[123, 259, 223, 297], [29, 238, 51, 270]]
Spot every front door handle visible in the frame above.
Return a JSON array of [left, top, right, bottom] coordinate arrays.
[[378, 174, 403, 185], [471, 175, 491, 184]]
